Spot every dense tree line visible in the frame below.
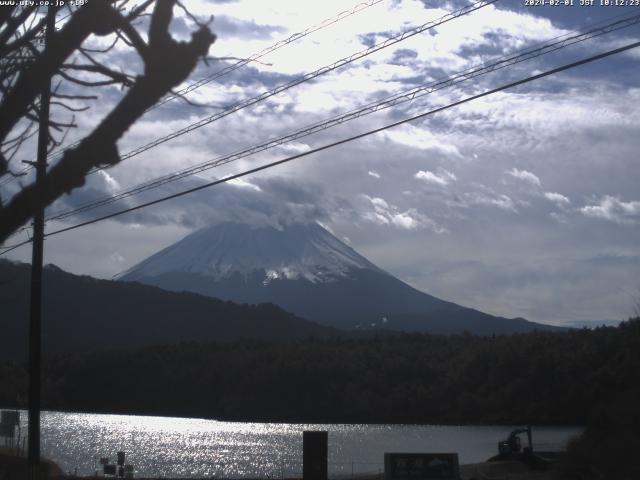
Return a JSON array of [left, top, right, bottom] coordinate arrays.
[[559, 386, 640, 480], [1, 319, 639, 426]]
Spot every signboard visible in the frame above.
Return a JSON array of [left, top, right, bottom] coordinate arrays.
[[384, 453, 459, 480], [0, 410, 19, 427], [0, 423, 15, 438], [103, 464, 117, 476], [303, 430, 328, 480], [124, 465, 134, 479]]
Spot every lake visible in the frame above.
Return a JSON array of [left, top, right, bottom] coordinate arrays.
[[9, 410, 581, 478]]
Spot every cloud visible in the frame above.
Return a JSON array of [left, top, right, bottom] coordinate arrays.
[[226, 178, 262, 192], [467, 192, 517, 212], [75, 175, 345, 232], [581, 195, 640, 224], [369, 196, 389, 210], [507, 168, 541, 187], [550, 212, 567, 224], [96, 170, 120, 192], [360, 195, 447, 233], [392, 208, 445, 232], [544, 192, 570, 205], [414, 169, 456, 186], [213, 15, 286, 40], [109, 252, 125, 264], [381, 125, 461, 157], [368, 170, 381, 179]]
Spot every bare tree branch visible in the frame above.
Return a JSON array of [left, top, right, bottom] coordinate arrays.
[[126, 0, 155, 20], [51, 93, 99, 100], [61, 63, 135, 86], [168, 87, 222, 109], [112, 11, 149, 60], [79, 36, 120, 54], [0, 0, 216, 242], [0, 6, 17, 34], [0, 14, 47, 58], [50, 101, 91, 112], [0, 5, 38, 52], [57, 69, 124, 87], [176, 0, 213, 29], [50, 114, 76, 150], [0, 1, 125, 143]]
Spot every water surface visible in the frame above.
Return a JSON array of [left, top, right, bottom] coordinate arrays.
[[11, 411, 580, 477]]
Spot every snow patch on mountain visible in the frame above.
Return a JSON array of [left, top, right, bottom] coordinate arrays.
[[119, 222, 385, 284]]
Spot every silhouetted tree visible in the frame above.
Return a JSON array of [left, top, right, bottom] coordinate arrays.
[[0, 0, 216, 242]]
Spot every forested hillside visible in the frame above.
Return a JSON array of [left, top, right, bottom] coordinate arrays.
[[1, 319, 638, 425], [0, 260, 338, 358]]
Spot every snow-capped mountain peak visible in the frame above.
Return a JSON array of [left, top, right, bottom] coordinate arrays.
[[117, 220, 556, 335], [119, 222, 384, 284]]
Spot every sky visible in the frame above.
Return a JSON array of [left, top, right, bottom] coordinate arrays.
[[2, 0, 640, 327]]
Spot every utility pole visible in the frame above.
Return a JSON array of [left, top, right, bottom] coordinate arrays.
[[28, 6, 55, 479]]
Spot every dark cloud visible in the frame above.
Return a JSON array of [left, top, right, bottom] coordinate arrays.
[[390, 48, 418, 64], [358, 32, 381, 49], [213, 15, 286, 40], [52, 172, 349, 232], [217, 66, 298, 90]]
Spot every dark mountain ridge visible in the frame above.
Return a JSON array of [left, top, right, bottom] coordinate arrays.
[[0, 259, 338, 359]]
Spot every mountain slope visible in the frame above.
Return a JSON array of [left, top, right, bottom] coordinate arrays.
[[119, 222, 383, 283], [0, 260, 338, 359], [120, 222, 558, 334]]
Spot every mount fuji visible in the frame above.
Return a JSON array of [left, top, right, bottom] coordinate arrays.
[[119, 222, 557, 335]]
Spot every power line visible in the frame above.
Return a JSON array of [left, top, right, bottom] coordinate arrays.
[[26, 0, 389, 171], [1, 0, 496, 242], [41, 12, 640, 224], [0, 242, 27, 255], [2, 39, 637, 255], [2, 10, 635, 248], [1, 0, 491, 188], [38, 0, 509, 222], [153, 0, 388, 110], [87, 0, 497, 172]]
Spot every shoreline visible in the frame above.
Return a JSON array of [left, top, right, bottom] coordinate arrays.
[[3, 453, 565, 480], [50, 464, 559, 480], [0, 406, 585, 429]]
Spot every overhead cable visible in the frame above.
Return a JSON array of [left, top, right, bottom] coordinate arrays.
[[43, 13, 640, 223], [90, 0, 498, 170], [153, 0, 389, 109], [4, 0, 493, 203], [2, 39, 637, 255], [1, 0, 388, 185]]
